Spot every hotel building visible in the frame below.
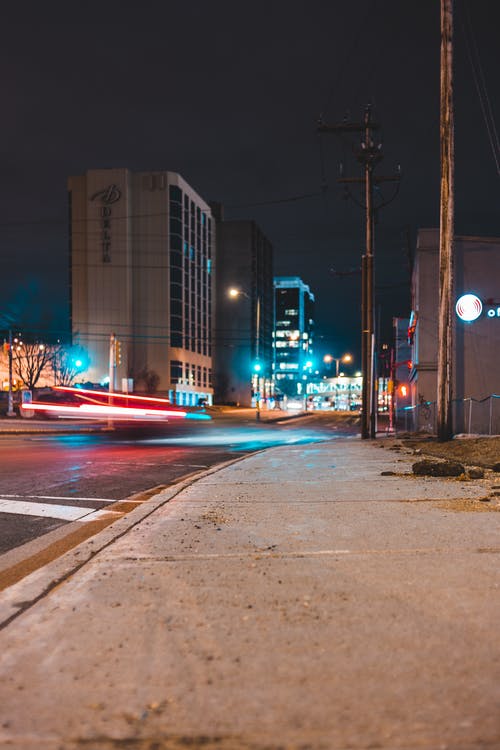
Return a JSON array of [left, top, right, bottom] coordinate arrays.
[[69, 169, 214, 405]]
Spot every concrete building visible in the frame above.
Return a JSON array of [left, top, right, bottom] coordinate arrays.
[[274, 276, 314, 398], [213, 215, 274, 406], [391, 317, 412, 427], [69, 169, 214, 405], [410, 228, 500, 433]]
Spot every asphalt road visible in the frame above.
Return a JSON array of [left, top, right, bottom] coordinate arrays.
[[0, 412, 358, 555]]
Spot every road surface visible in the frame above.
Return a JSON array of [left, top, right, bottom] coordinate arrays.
[[0, 412, 357, 555]]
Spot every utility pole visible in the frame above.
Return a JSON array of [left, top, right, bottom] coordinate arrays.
[[437, 0, 454, 441], [318, 106, 399, 438], [7, 330, 15, 417], [108, 332, 116, 395], [107, 332, 116, 430]]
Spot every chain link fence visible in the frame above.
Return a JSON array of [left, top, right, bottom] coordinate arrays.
[[395, 395, 500, 436]]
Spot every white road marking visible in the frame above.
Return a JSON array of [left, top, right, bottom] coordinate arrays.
[[0, 499, 121, 522], [0, 494, 115, 503]]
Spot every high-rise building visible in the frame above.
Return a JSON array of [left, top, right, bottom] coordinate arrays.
[[274, 276, 314, 397], [212, 213, 274, 406], [69, 169, 214, 405]]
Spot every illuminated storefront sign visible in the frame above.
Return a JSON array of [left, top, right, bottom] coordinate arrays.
[[90, 184, 122, 263], [455, 294, 482, 322], [455, 293, 499, 322]]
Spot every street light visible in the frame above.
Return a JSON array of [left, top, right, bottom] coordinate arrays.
[[324, 353, 353, 377], [228, 287, 245, 299], [228, 287, 262, 420]]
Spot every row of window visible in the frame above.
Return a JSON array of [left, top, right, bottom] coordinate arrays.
[[169, 188, 212, 356], [170, 360, 212, 388]]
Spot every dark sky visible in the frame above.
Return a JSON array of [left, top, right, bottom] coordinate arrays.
[[1, 0, 499, 367]]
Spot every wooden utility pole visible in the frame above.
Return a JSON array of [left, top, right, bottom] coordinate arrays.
[[318, 107, 398, 439], [437, 0, 454, 441]]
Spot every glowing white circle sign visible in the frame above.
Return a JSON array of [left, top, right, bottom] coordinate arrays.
[[455, 294, 483, 322]]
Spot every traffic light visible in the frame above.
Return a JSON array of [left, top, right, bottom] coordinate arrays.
[[114, 339, 122, 366], [252, 361, 262, 373], [398, 383, 409, 398], [2, 342, 10, 354]]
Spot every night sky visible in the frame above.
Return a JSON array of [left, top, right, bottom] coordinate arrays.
[[1, 1, 499, 369]]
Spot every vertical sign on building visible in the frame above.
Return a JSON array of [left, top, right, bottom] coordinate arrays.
[[90, 184, 122, 263]]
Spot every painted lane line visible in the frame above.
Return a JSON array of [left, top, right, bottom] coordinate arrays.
[[0, 499, 121, 522], [0, 494, 115, 503]]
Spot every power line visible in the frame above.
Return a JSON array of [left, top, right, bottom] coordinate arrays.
[[460, 0, 500, 176]]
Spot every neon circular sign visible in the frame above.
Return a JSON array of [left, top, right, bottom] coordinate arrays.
[[455, 294, 483, 322]]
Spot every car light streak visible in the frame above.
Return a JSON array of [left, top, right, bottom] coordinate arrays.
[[54, 386, 177, 406], [21, 402, 188, 420], [21, 385, 211, 421]]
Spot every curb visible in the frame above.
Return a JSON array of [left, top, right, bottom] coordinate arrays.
[[0, 449, 264, 631]]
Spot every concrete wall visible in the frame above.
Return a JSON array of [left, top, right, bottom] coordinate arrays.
[[412, 229, 500, 433]]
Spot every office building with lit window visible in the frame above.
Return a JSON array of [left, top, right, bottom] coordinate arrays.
[[69, 169, 214, 404], [274, 276, 314, 397], [212, 210, 274, 406]]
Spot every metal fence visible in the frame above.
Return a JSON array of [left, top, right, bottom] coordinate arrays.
[[394, 394, 500, 436]]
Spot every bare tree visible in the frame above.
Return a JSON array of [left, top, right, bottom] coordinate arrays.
[[51, 344, 88, 386], [137, 367, 160, 394], [12, 339, 52, 390]]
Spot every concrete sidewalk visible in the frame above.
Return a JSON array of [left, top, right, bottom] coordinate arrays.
[[0, 438, 499, 749]]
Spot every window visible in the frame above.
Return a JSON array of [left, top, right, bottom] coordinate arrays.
[[170, 202, 182, 220], [170, 250, 182, 268], [170, 267, 182, 285], [170, 360, 183, 383], [169, 186, 182, 203], [169, 217, 182, 236], [170, 299, 182, 316], [170, 282, 182, 301]]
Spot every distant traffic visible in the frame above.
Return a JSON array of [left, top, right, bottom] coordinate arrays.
[[22, 386, 211, 422]]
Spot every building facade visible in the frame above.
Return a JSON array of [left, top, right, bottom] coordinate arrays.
[[306, 375, 362, 411], [274, 276, 314, 398], [69, 169, 214, 405], [213, 215, 274, 406], [410, 228, 500, 433]]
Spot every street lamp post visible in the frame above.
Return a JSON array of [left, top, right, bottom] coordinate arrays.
[[324, 353, 353, 378], [229, 287, 262, 420]]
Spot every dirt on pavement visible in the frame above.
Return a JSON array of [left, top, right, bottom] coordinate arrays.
[[399, 435, 500, 469]]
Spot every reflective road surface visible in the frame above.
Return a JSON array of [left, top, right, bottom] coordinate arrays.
[[0, 412, 359, 555]]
